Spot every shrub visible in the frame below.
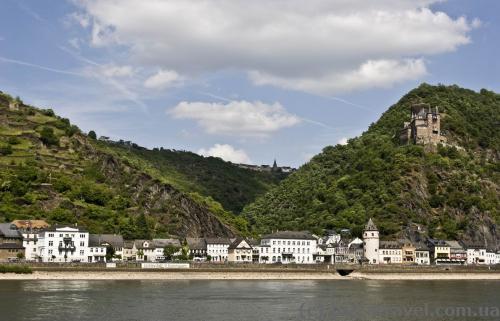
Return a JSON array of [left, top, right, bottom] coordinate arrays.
[[0, 143, 12, 156], [0, 265, 32, 274], [39, 127, 59, 146]]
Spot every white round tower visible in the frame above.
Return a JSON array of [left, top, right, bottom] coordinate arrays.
[[363, 218, 379, 264]]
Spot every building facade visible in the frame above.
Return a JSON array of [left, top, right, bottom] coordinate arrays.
[[259, 231, 317, 264], [227, 238, 253, 263], [363, 219, 379, 264]]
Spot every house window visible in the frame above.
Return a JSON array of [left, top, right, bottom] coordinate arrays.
[[49, 241, 53, 246], [80, 241, 84, 246], [80, 250, 84, 255]]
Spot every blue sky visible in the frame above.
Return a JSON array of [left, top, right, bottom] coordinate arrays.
[[0, 0, 498, 167]]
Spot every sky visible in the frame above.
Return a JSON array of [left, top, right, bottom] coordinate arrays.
[[0, 0, 498, 167]]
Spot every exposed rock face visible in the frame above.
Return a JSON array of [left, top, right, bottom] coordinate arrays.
[[85, 142, 237, 238]]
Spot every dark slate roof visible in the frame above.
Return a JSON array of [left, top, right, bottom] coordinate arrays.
[[364, 218, 378, 231], [445, 240, 465, 251], [379, 241, 401, 249], [261, 231, 316, 240], [0, 223, 22, 239], [247, 238, 260, 246], [228, 238, 252, 250], [186, 238, 207, 250], [89, 234, 124, 248], [0, 243, 24, 249], [134, 240, 154, 249], [427, 239, 449, 247], [205, 238, 232, 245], [153, 238, 181, 248]]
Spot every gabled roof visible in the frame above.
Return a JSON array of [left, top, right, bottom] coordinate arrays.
[[89, 234, 124, 248], [186, 238, 207, 250], [133, 240, 154, 249], [0, 243, 24, 249], [0, 223, 22, 239], [228, 238, 252, 250], [380, 241, 401, 249], [153, 238, 181, 248], [261, 231, 316, 240], [364, 218, 378, 232], [205, 238, 232, 245]]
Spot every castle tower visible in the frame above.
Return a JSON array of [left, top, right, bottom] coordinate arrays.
[[400, 103, 447, 146], [363, 218, 379, 264]]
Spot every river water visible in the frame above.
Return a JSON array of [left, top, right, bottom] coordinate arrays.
[[1, 280, 499, 321]]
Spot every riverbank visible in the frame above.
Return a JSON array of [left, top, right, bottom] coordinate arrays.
[[1, 270, 500, 280]]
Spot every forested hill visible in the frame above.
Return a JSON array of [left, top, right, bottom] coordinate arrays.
[[0, 91, 284, 238], [243, 84, 499, 248]]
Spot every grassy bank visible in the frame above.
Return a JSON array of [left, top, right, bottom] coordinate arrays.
[[0, 265, 32, 274]]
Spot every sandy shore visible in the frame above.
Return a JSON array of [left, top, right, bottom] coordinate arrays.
[[0, 271, 344, 280], [1, 271, 500, 280], [351, 272, 500, 280]]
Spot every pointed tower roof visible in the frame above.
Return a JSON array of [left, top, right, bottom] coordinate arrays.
[[364, 218, 378, 231]]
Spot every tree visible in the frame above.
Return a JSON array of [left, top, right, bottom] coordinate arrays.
[[0, 143, 12, 156], [135, 213, 151, 239], [16, 252, 25, 260], [106, 245, 115, 261], [88, 130, 97, 139], [40, 127, 59, 146], [163, 245, 180, 261]]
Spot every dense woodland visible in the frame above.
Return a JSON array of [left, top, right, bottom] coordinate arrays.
[[243, 84, 499, 246]]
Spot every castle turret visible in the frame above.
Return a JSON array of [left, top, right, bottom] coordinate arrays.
[[363, 218, 379, 264], [400, 103, 447, 146]]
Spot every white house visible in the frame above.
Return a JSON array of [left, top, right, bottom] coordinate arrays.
[[37, 225, 94, 263], [21, 231, 39, 262], [227, 238, 253, 263], [378, 241, 402, 264], [466, 248, 497, 265], [415, 244, 430, 265], [133, 240, 155, 262], [496, 253, 500, 265], [206, 238, 232, 262], [259, 231, 317, 264], [153, 238, 182, 261], [88, 234, 124, 261], [363, 218, 379, 264]]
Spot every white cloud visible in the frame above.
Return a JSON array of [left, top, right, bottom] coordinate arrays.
[[337, 137, 349, 145], [168, 100, 300, 136], [198, 144, 252, 164], [99, 64, 134, 78], [144, 69, 181, 89], [251, 59, 428, 94], [74, 0, 477, 94]]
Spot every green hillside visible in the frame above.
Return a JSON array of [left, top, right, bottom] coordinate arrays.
[[0, 91, 283, 238], [243, 84, 499, 246]]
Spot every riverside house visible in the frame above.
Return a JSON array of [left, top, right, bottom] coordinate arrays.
[[16, 220, 50, 261], [206, 238, 232, 262], [227, 238, 253, 263], [0, 223, 24, 262], [379, 241, 403, 264], [186, 238, 207, 261], [259, 231, 317, 264], [37, 225, 91, 263]]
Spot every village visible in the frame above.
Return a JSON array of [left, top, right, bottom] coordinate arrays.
[[1, 219, 499, 267]]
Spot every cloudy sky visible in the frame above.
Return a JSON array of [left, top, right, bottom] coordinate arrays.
[[0, 0, 498, 167]]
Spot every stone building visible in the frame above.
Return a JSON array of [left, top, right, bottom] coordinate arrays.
[[0, 223, 24, 262], [400, 103, 447, 145]]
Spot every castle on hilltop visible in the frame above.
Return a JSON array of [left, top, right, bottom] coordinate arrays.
[[400, 103, 447, 146]]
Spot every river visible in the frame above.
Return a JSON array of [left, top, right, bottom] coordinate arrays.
[[1, 280, 499, 321]]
